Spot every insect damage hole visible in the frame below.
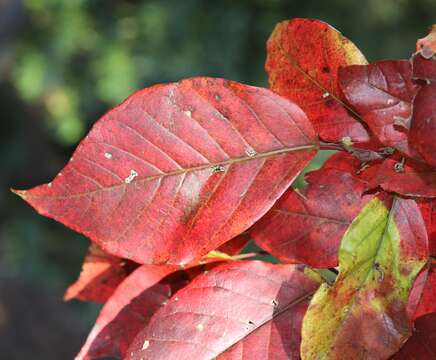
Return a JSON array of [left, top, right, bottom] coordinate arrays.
[[104, 152, 113, 159], [394, 158, 405, 173], [245, 320, 256, 330], [125, 169, 138, 184], [142, 340, 150, 350], [211, 164, 226, 173], [245, 147, 257, 157], [196, 323, 204, 332]]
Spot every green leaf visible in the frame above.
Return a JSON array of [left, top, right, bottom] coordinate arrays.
[[301, 197, 428, 360]]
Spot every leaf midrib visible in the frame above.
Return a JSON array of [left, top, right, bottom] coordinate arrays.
[[215, 290, 316, 358], [275, 29, 366, 123], [20, 144, 317, 200], [323, 198, 401, 357]]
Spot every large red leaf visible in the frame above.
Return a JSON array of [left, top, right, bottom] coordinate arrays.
[[64, 244, 138, 303], [265, 18, 374, 145], [13, 77, 317, 265], [251, 166, 371, 267], [127, 261, 321, 359], [409, 83, 436, 167], [370, 158, 436, 197], [339, 60, 420, 156], [391, 313, 436, 360]]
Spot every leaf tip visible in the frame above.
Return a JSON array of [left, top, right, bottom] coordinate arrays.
[[10, 188, 28, 201]]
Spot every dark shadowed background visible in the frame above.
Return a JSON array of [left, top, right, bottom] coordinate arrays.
[[0, 0, 433, 358]]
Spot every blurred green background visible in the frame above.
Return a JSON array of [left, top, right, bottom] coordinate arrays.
[[1, 0, 433, 358]]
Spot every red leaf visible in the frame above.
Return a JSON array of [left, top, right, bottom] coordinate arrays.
[[339, 60, 420, 156], [412, 54, 436, 82], [76, 263, 201, 359], [13, 77, 317, 265], [217, 233, 250, 256], [417, 199, 436, 256], [76, 254, 229, 360], [64, 244, 138, 303], [312, 151, 382, 187], [414, 263, 436, 320], [406, 266, 429, 320], [265, 18, 374, 145], [251, 166, 371, 268], [370, 158, 436, 197], [409, 83, 436, 167], [217, 301, 308, 359], [127, 261, 321, 359], [391, 313, 436, 360]]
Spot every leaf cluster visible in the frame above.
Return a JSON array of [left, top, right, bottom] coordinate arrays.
[[14, 19, 436, 359]]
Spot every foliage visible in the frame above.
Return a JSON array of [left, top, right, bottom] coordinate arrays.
[[14, 18, 436, 360]]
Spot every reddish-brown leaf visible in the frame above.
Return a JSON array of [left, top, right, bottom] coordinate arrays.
[[414, 263, 436, 320], [216, 233, 250, 256], [391, 313, 436, 360], [64, 244, 138, 303], [339, 60, 420, 156], [13, 77, 317, 265], [417, 199, 436, 255], [76, 264, 180, 359], [75, 260, 224, 360], [406, 266, 429, 321], [412, 54, 436, 82], [127, 261, 321, 360], [312, 151, 382, 187], [409, 83, 436, 167], [370, 158, 436, 197], [251, 166, 371, 268], [265, 18, 374, 145]]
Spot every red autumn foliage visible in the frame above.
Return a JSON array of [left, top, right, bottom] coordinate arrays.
[[13, 18, 436, 360], [251, 167, 371, 267], [64, 244, 138, 304], [409, 83, 436, 167], [127, 261, 320, 360], [339, 60, 420, 157]]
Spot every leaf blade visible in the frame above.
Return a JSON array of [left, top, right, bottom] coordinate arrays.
[[265, 18, 372, 145], [339, 60, 420, 156], [14, 77, 317, 265], [251, 165, 371, 268], [301, 197, 428, 360], [127, 261, 321, 359]]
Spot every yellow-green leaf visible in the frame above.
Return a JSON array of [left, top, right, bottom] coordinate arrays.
[[301, 197, 428, 360]]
